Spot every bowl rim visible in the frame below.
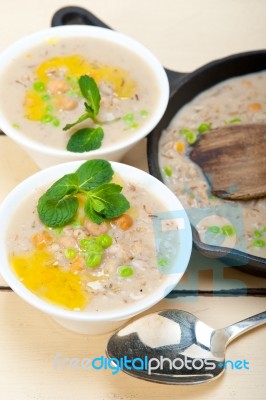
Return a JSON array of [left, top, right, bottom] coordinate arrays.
[[0, 160, 192, 321], [0, 25, 169, 158]]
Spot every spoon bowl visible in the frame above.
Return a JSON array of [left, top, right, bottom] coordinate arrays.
[[106, 309, 266, 384]]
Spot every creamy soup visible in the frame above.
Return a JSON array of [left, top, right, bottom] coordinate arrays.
[[159, 71, 266, 258], [7, 174, 175, 312], [0, 37, 159, 151]]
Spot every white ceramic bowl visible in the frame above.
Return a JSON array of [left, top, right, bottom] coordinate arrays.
[[0, 161, 192, 334], [0, 25, 169, 169]]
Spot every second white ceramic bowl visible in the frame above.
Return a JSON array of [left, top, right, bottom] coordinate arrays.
[[0, 161, 192, 334]]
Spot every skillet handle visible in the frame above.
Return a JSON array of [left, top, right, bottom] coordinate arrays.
[[165, 67, 187, 97], [51, 6, 111, 29]]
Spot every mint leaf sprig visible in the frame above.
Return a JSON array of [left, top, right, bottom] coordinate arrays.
[[37, 160, 130, 228], [63, 75, 104, 153]]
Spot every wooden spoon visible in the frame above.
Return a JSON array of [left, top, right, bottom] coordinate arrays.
[[190, 124, 266, 200]]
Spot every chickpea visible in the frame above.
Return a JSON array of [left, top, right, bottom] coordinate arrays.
[[58, 235, 77, 249], [47, 79, 69, 94], [112, 214, 133, 231], [84, 219, 109, 236], [58, 96, 78, 111]]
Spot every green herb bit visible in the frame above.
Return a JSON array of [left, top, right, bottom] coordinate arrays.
[[208, 225, 221, 234], [163, 166, 172, 177], [221, 225, 236, 237], [12, 123, 20, 129], [33, 81, 46, 92], [198, 122, 211, 134], [118, 266, 134, 278], [252, 239, 265, 248], [64, 248, 77, 260], [253, 229, 262, 239], [37, 160, 130, 228], [263, 227, 266, 233]]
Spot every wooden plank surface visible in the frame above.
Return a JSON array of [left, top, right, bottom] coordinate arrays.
[[0, 293, 265, 400]]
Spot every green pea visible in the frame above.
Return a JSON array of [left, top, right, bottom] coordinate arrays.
[[33, 81, 46, 92], [45, 104, 54, 113], [186, 131, 197, 144], [221, 225, 236, 237], [252, 239, 265, 248], [198, 122, 211, 134], [64, 248, 77, 260], [41, 93, 51, 101], [208, 226, 221, 234], [180, 129, 197, 144], [52, 118, 60, 127], [118, 266, 134, 278], [85, 253, 102, 268], [158, 257, 168, 267], [123, 113, 134, 123], [53, 227, 63, 236], [96, 234, 113, 248], [130, 122, 139, 129], [70, 220, 80, 227], [253, 229, 262, 239], [79, 238, 103, 253], [41, 114, 53, 124], [140, 109, 148, 117], [163, 166, 172, 177], [229, 118, 241, 124]]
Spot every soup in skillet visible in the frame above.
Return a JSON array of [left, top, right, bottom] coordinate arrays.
[[159, 71, 266, 258]]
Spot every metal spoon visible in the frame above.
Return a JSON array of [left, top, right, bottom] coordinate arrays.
[[106, 309, 266, 385]]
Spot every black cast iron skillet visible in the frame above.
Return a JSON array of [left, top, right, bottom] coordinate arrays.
[[51, 7, 266, 276]]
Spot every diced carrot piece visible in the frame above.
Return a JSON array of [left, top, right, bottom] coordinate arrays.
[[70, 255, 85, 273], [175, 141, 184, 153], [112, 214, 133, 231], [248, 102, 262, 112], [32, 231, 53, 250]]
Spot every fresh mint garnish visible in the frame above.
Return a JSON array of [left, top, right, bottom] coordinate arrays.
[[37, 160, 130, 228], [63, 112, 94, 131], [63, 75, 104, 153], [67, 127, 104, 153], [63, 75, 101, 131], [79, 75, 101, 116]]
